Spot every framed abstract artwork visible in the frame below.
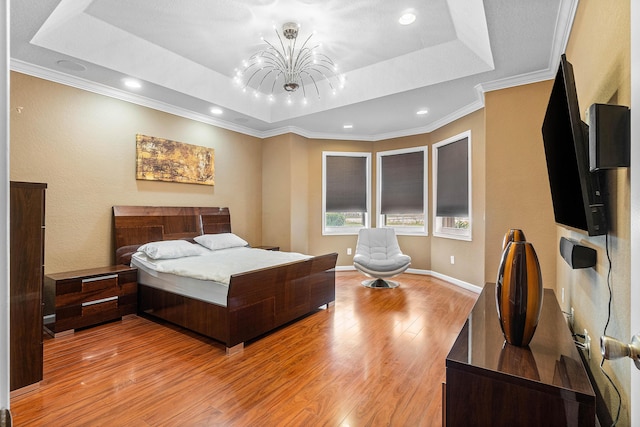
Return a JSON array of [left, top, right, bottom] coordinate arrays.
[[135, 134, 215, 186]]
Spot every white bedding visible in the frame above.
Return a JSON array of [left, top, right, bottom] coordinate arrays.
[[131, 246, 312, 286]]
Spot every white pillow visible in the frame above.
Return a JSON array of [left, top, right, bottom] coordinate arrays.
[[137, 240, 205, 260], [194, 233, 248, 251]]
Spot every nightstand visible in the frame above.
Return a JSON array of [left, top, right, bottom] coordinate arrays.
[[255, 245, 280, 251], [44, 265, 137, 336]]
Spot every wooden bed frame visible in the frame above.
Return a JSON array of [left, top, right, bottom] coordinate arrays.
[[113, 206, 338, 354]]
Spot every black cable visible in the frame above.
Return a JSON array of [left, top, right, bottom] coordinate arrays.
[[600, 358, 621, 426], [602, 231, 620, 426], [604, 232, 613, 335]]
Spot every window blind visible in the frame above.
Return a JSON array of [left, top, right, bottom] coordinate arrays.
[[325, 155, 367, 212], [380, 151, 424, 214], [436, 137, 469, 217]]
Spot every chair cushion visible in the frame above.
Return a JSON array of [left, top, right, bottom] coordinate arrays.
[[354, 253, 412, 272], [353, 228, 411, 275]]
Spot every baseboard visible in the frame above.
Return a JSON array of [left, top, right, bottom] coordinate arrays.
[[336, 265, 482, 294], [427, 270, 482, 294]]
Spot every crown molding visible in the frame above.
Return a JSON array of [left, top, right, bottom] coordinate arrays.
[[10, 59, 265, 139], [8, 58, 560, 142]]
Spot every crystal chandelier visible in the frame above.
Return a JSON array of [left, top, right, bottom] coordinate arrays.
[[235, 22, 343, 101]]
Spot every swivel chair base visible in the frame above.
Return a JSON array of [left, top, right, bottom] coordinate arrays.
[[362, 278, 399, 289]]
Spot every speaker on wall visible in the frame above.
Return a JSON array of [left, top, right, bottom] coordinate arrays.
[[588, 103, 630, 171], [559, 237, 597, 269]]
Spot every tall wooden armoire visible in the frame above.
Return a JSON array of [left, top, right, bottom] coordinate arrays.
[[10, 181, 47, 391]]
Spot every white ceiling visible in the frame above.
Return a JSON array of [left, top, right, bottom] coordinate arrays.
[[10, 0, 577, 141]]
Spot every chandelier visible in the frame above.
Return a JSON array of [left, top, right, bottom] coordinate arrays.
[[235, 22, 343, 101]]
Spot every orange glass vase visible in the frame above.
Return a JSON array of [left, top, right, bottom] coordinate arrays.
[[501, 228, 527, 250], [496, 240, 543, 346]]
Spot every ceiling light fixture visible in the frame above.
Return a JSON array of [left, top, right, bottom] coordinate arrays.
[[210, 107, 223, 115], [399, 13, 416, 25], [56, 59, 87, 72], [123, 78, 142, 89], [235, 22, 343, 101], [416, 109, 429, 115]]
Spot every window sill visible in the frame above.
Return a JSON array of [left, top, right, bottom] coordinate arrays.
[[323, 227, 365, 236], [433, 230, 471, 241]]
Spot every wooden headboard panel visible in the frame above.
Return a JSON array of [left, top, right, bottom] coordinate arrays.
[[113, 206, 231, 265]]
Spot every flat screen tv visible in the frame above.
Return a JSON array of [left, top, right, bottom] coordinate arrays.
[[542, 54, 607, 236]]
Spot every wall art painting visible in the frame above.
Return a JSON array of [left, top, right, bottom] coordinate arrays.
[[135, 134, 215, 186]]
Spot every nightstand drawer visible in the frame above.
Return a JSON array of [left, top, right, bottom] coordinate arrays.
[[53, 271, 136, 307], [45, 266, 138, 335], [83, 274, 118, 292]]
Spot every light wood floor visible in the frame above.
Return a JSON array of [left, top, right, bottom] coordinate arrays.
[[10, 272, 478, 426]]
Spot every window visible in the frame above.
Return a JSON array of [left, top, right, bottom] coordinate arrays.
[[322, 152, 371, 235], [432, 131, 471, 240], [376, 147, 428, 235]]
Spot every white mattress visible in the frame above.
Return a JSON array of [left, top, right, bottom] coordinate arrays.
[[131, 247, 312, 307], [134, 259, 229, 306]]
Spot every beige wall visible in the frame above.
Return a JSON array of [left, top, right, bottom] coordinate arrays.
[[10, 72, 263, 273], [484, 81, 557, 291], [430, 109, 486, 286], [262, 134, 293, 251], [262, 133, 310, 254], [290, 134, 310, 254], [564, 0, 631, 423]]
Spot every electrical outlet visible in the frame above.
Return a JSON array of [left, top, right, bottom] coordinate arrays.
[[584, 328, 591, 359], [347, 248, 352, 255], [450, 255, 455, 264]]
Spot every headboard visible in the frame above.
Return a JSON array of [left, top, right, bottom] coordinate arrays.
[[113, 206, 231, 265]]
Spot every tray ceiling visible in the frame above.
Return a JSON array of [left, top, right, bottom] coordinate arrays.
[[10, 0, 577, 140]]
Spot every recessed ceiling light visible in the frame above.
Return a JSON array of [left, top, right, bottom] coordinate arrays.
[[416, 109, 429, 115], [123, 78, 142, 89], [56, 59, 87, 72], [343, 124, 353, 129], [210, 107, 223, 115], [399, 13, 416, 25]]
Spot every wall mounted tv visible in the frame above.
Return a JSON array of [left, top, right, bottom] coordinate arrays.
[[542, 54, 607, 236]]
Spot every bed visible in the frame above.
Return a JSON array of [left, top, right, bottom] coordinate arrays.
[[113, 206, 338, 354]]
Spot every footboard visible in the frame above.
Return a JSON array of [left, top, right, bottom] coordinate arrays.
[[226, 252, 338, 347]]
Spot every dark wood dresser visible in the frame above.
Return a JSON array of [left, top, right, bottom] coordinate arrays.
[[444, 283, 595, 426], [44, 265, 137, 335], [10, 181, 46, 392]]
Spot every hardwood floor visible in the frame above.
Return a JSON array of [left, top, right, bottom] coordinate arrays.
[[10, 272, 478, 426]]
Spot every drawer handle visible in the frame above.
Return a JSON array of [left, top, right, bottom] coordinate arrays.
[[82, 274, 118, 283], [82, 296, 118, 307]]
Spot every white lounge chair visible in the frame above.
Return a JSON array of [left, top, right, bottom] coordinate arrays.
[[353, 228, 412, 288]]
